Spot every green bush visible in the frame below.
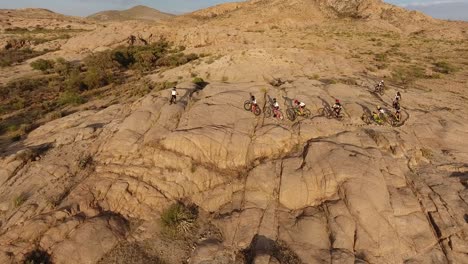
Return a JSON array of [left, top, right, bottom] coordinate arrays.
[[113, 49, 135, 68], [57, 91, 85, 106], [31, 59, 55, 73], [192, 77, 205, 85], [133, 50, 157, 72], [83, 66, 112, 89], [84, 51, 117, 72], [64, 69, 87, 91]]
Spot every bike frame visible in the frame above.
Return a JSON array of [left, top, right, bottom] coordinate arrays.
[[273, 108, 282, 119]]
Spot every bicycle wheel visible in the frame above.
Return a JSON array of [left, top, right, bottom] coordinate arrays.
[[244, 100, 252, 111], [318, 108, 325, 116], [286, 109, 295, 121], [264, 107, 272, 118], [253, 106, 261, 116], [361, 114, 372, 124], [303, 109, 311, 118]]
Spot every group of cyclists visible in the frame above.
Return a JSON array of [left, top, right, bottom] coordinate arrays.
[[246, 95, 343, 120], [169, 79, 402, 126], [371, 80, 402, 125]]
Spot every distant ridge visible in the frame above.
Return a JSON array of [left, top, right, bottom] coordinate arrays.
[[88, 5, 174, 22]]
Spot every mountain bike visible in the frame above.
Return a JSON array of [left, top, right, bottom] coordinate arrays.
[[373, 84, 385, 95], [361, 112, 383, 125], [264, 105, 284, 120], [244, 100, 261, 116], [286, 107, 311, 121], [318, 107, 343, 120], [386, 111, 401, 126]]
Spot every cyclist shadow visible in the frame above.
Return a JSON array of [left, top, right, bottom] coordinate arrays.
[[282, 96, 294, 108], [318, 97, 332, 112], [265, 94, 274, 106], [189, 81, 209, 97], [358, 103, 372, 117], [176, 82, 210, 107]]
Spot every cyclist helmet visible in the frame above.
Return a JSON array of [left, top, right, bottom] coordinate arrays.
[[294, 99, 299, 104], [377, 105, 381, 110], [335, 99, 340, 103], [273, 98, 277, 102], [251, 95, 255, 100], [172, 87, 176, 90]]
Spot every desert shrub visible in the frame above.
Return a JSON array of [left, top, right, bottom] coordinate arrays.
[[5, 77, 48, 94], [53, 57, 75, 75], [184, 53, 199, 61], [133, 50, 157, 72], [112, 48, 135, 68], [391, 65, 427, 84], [4, 27, 29, 34], [421, 148, 433, 159], [84, 51, 117, 71], [0, 48, 46, 67], [78, 154, 93, 169], [154, 81, 178, 92], [13, 193, 27, 207], [192, 77, 205, 85], [374, 53, 388, 62], [23, 249, 51, 264], [57, 91, 85, 106], [83, 66, 112, 89], [31, 59, 55, 73], [432, 61, 457, 74], [221, 76, 229, 83], [160, 203, 197, 238], [64, 69, 86, 91]]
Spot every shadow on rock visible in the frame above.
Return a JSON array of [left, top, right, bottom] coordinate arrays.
[[282, 95, 294, 108], [241, 235, 302, 264], [23, 249, 52, 264]]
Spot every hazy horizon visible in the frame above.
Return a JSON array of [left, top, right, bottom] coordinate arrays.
[[1, 0, 468, 21]]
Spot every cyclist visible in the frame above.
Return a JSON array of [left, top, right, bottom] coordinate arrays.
[[250, 95, 258, 112], [394, 103, 401, 121], [372, 111, 383, 125], [378, 80, 384, 88], [294, 99, 306, 114], [393, 91, 401, 109], [272, 98, 281, 118], [332, 99, 342, 117], [377, 105, 385, 115], [392, 99, 400, 111], [170, 87, 178, 104], [394, 91, 401, 102]]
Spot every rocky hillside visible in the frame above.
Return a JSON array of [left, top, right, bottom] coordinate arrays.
[[0, 1, 468, 264], [88, 5, 174, 22]]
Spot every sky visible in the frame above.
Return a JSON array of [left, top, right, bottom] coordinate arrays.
[[0, 0, 467, 20]]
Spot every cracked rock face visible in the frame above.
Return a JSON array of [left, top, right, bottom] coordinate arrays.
[[1, 77, 467, 263]]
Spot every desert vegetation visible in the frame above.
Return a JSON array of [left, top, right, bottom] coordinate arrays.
[[0, 39, 200, 145], [0, 48, 47, 67], [160, 202, 198, 239]]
